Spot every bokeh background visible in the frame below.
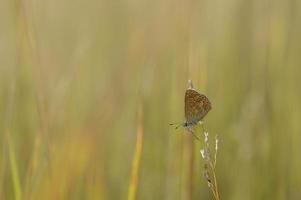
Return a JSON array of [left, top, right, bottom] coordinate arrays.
[[1, 0, 301, 199]]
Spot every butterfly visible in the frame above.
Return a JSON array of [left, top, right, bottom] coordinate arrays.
[[170, 80, 212, 139]]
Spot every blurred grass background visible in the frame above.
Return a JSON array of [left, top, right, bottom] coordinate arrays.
[[1, 0, 301, 199]]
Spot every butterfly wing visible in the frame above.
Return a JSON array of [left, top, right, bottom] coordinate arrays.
[[185, 89, 211, 124]]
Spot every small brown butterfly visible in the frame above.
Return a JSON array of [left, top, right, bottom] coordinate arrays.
[[170, 80, 211, 139]]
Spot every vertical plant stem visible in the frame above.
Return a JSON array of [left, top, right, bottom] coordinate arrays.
[[7, 134, 22, 200], [212, 168, 220, 200], [127, 102, 144, 200], [209, 185, 218, 200], [188, 136, 194, 200]]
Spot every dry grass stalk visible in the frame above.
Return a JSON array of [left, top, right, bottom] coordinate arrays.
[[200, 130, 220, 200]]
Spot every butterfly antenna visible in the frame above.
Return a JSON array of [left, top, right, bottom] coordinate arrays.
[[175, 124, 182, 129], [169, 123, 182, 130]]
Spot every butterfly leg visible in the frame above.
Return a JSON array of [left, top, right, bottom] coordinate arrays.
[[199, 121, 207, 133], [187, 127, 200, 141]]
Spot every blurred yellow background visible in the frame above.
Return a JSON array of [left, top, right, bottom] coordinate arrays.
[[1, 0, 301, 199]]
